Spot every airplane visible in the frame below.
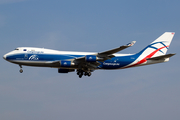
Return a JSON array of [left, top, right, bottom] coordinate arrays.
[[3, 32, 175, 78]]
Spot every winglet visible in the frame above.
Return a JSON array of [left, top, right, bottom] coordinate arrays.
[[126, 41, 136, 47]]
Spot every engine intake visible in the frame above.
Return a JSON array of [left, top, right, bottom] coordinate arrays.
[[60, 61, 75, 67], [85, 55, 103, 62], [85, 55, 97, 62]]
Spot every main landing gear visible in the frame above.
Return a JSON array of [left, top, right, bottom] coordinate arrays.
[[19, 65, 23, 73], [77, 69, 92, 78]]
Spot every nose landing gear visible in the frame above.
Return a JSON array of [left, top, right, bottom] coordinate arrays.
[[20, 69, 23, 73], [19, 65, 23, 73]]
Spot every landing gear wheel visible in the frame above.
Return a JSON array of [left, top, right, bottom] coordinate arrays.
[[79, 74, 83, 78], [77, 72, 80, 75], [84, 72, 88, 76], [19, 65, 23, 73], [19, 69, 23, 73], [77, 69, 92, 78], [78, 71, 83, 78], [88, 72, 91, 77]]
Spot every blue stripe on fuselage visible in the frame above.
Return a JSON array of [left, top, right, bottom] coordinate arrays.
[[6, 53, 140, 69], [6, 53, 84, 61], [99, 54, 138, 69]]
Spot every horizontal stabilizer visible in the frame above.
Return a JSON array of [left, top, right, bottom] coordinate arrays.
[[146, 53, 176, 60]]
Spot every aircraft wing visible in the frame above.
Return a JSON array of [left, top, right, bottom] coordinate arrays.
[[48, 41, 136, 70], [75, 41, 136, 61], [98, 41, 136, 56], [146, 53, 176, 60], [73, 41, 136, 69]]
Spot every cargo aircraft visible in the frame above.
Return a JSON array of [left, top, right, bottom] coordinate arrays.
[[3, 32, 175, 78]]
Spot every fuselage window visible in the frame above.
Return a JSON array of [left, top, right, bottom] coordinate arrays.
[[23, 49, 27, 51]]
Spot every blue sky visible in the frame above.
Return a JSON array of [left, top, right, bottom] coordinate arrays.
[[0, 0, 180, 120]]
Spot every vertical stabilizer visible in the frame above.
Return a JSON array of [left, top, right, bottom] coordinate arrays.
[[120, 32, 175, 68], [138, 32, 175, 59]]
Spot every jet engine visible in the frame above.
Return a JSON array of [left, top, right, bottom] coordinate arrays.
[[85, 55, 97, 62], [60, 61, 75, 67], [85, 55, 103, 62]]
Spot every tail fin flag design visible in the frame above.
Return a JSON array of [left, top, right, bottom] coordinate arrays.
[[138, 32, 175, 59], [125, 32, 175, 68]]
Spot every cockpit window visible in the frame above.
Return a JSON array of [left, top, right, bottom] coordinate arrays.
[[15, 48, 19, 50]]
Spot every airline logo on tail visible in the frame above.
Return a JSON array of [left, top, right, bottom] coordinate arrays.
[[125, 32, 175, 68], [138, 32, 174, 57]]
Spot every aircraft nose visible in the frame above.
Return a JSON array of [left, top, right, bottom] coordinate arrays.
[[3, 54, 6, 60]]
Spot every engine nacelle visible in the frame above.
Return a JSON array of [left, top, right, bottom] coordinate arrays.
[[58, 68, 75, 73], [60, 61, 75, 67], [85, 55, 97, 62]]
